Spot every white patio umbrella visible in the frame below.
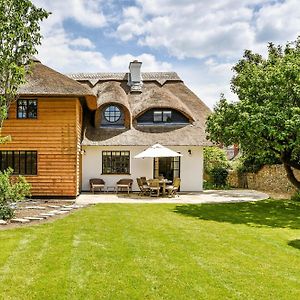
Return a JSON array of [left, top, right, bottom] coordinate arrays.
[[134, 143, 183, 159]]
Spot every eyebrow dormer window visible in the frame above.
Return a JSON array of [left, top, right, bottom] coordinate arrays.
[[17, 99, 37, 119], [104, 105, 121, 123], [153, 110, 172, 123]]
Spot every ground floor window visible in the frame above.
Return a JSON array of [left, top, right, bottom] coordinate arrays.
[[102, 151, 130, 174], [0, 151, 37, 175], [153, 156, 180, 181]]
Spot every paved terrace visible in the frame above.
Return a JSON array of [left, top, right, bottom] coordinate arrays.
[[76, 189, 269, 205]]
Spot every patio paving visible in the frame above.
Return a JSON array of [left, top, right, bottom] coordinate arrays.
[[76, 189, 269, 204]]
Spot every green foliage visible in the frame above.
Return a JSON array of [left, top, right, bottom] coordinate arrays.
[[0, 204, 14, 220], [0, 0, 49, 130], [206, 37, 300, 189], [203, 180, 231, 190], [0, 168, 31, 220], [203, 147, 229, 174], [234, 152, 281, 174], [291, 191, 300, 202], [210, 167, 229, 187]]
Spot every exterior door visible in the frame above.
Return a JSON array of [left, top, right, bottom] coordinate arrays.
[[153, 156, 180, 181]]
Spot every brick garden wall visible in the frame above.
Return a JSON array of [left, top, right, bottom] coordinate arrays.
[[228, 164, 300, 195]]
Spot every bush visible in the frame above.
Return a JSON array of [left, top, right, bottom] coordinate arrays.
[[210, 167, 229, 187], [0, 168, 31, 220], [291, 191, 300, 202], [203, 147, 229, 175], [0, 204, 14, 220]]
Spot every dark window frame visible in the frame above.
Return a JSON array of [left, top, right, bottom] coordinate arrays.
[[102, 151, 130, 174], [0, 150, 38, 175], [17, 99, 38, 119]]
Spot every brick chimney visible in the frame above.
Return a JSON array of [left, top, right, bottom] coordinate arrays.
[[128, 60, 142, 92]]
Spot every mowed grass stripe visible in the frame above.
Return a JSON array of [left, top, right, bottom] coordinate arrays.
[[0, 201, 299, 299]]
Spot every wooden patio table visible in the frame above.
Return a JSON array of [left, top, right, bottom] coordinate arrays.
[[159, 179, 172, 196]]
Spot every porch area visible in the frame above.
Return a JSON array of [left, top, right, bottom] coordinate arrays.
[[76, 189, 269, 204]]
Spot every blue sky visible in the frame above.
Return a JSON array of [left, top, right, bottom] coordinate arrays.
[[33, 0, 299, 109]]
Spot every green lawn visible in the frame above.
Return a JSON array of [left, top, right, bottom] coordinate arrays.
[[0, 200, 300, 300]]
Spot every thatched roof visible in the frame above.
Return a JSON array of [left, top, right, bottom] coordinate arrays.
[[95, 81, 130, 112], [18, 58, 97, 110], [69, 72, 212, 146], [132, 87, 195, 121], [68, 72, 181, 86]]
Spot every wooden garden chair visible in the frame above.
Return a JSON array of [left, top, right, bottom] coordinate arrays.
[[166, 178, 181, 197], [137, 177, 150, 196], [116, 179, 133, 195], [148, 179, 160, 197], [89, 178, 105, 193]]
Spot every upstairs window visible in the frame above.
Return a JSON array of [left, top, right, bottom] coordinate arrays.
[[137, 109, 189, 125], [104, 105, 121, 123], [0, 151, 37, 175], [17, 99, 37, 119], [153, 110, 172, 123]]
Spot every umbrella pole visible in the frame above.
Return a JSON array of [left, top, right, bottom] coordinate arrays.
[[154, 158, 159, 179]]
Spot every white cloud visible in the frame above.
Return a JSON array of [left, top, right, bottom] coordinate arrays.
[[110, 53, 172, 71], [70, 38, 96, 49], [177, 60, 237, 109], [255, 0, 300, 43], [33, 0, 107, 29], [37, 29, 171, 73], [115, 0, 299, 60]]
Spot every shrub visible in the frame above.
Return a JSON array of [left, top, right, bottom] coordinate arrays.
[[0, 204, 14, 220], [210, 167, 229, 187], [291, 191, 300, 202], [203, 147, 229, 175], [0, 168, 31, 220]]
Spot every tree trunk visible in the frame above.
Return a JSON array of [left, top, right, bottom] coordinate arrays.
[[283, 163, 300, 190], [280, 151, 300, 190]]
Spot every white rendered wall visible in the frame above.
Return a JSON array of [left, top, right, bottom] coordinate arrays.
[[81, 145, 204, 192]]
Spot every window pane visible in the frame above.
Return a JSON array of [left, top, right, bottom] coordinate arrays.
[[0, 151, 7, 170], [19, 151, 26, 174], [163, 111, 172, 122], [17, 100, 27, 119], [14, 151, 20, 174], [153, 111, 162, 122], [28, 100, 37, 118], [26, 152, 32, 175], [7, 151, 13, 170]]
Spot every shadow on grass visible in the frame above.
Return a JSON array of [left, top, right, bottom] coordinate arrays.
[[288, 239, 300, 250], [174, 200, 300, 229]]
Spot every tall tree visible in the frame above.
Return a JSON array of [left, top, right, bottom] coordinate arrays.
[[0, 0, 49, 141], [206, 37, 300, 189]]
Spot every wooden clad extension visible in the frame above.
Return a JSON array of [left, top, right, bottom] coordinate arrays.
[[0, 97, 82, 197]]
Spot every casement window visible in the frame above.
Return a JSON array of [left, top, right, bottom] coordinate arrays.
[[102, 151, 130, 174], [17, 99, 37, 119], [0, 151, 37, 175], [153, 110, 172, 123]]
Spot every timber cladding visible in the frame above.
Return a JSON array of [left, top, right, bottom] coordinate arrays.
[[0, 97, 82, 197]]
